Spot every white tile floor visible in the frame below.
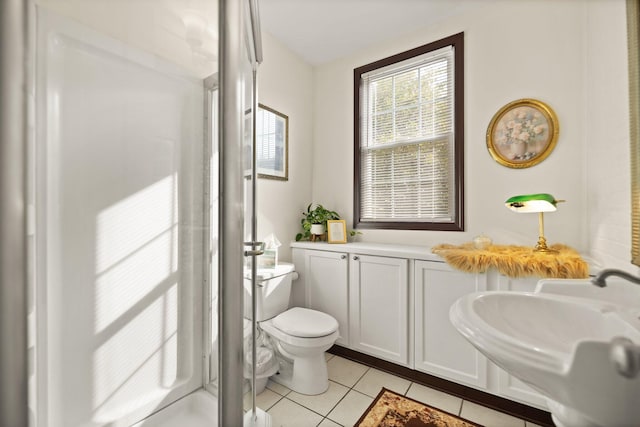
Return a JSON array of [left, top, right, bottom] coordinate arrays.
[[243, 354, 548, 427]]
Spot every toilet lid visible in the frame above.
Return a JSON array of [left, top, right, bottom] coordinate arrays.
[[272, 307, 339, 338]]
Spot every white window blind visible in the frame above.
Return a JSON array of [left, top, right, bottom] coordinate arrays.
[[359, 45, 455, 223], [257, 108, 276, 162]]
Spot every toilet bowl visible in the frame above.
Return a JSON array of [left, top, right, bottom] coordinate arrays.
[[260, 307, 339, 395], [243, 319, 279, 394], [244, 263, 340, 395]]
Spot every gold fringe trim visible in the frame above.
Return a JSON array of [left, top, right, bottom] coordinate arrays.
[[432, 243, 589, 279]]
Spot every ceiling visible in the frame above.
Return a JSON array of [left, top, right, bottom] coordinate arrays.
[[258, 0, 484, 65]]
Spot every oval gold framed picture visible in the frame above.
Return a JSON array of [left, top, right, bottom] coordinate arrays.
[[486, 98, 559, 169]]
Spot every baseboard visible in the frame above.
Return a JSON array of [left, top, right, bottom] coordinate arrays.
[[328, 345, 554, 427]]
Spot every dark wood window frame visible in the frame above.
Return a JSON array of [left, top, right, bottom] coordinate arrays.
[[353, 32, 464, 231]]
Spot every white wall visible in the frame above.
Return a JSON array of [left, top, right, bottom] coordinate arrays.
[[257, 32, 315, 262], [259, 0, 633, 269], [585, 0, 635, 272], [312, 0, 613, 252]]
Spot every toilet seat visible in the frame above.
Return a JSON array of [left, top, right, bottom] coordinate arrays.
[[259, 307, 340, 348], [260, 320, 339, 349], [272, 307, 338, 338]]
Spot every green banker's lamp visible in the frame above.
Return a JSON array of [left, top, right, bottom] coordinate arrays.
[[505, 193, 564, 253]]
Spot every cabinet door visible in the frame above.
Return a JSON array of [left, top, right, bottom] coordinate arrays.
[[304, 250, 349, 346], [494, 275, 547, 409], [414, 261, 488, 389], [349, 255, 409, 365]]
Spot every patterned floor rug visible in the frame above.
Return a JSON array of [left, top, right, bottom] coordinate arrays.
[[355, 388, 483, 427]]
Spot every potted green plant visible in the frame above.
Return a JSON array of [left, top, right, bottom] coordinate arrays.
[[295, 204, 340, 241]]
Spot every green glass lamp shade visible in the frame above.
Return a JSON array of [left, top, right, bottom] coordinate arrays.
[[505, 193, 558, 213]]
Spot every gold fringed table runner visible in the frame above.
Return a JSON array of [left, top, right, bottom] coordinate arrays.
[[432, 243, 589, 279]]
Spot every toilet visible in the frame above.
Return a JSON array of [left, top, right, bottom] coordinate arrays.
[[243, 262, 339, 395]]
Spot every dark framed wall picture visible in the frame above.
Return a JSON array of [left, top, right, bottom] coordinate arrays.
[[256, 104, 289, 180], [486, 98, 559, 169]]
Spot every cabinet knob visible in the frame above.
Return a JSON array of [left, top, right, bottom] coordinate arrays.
[[353, 256, 359, 261], [341, 254, 346, 259]]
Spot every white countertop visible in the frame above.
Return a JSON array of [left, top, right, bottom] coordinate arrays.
[[290, 241, 602, 275], [290, 241, 443, 262]]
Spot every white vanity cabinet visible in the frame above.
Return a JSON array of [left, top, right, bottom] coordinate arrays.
[[349, 255, 409, 365], [290, 242, 552, 411], [292, 246, 410, 360], [414, 260, 488, 389], [294, 249, 350, 346]]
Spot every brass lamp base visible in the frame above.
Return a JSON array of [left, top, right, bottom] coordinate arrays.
[[533, 212, 558, 253], [534, 236, 558, 253]]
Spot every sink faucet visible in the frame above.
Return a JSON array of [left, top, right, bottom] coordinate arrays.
[[591, 269, 640, 287], [591, 269, 640, 377]]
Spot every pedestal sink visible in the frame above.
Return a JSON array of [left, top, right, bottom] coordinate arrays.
[[450, 279, 640, 427]]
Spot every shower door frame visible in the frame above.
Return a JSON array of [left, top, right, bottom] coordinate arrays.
[[217, 0, 262, 424], [0, 0, 29, 425], [203, 75, 218, 394]]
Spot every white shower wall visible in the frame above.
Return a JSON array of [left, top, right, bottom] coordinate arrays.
[[34, 8, 210, 427]]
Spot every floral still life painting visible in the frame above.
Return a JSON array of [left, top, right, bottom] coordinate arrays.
[[486, 98, 559, 169]]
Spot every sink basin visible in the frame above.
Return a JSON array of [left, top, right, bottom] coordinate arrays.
[[451, 282, 640, 427]]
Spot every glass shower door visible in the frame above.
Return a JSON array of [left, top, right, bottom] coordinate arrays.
[[31, 1, 219, 425]]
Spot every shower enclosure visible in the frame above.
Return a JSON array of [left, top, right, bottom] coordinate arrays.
[[0, 0, 261, 425]]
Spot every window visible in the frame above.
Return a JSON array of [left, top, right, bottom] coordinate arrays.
[[354, 33, 464, 231]]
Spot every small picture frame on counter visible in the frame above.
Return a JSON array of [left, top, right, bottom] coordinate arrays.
[[327, 220, 347, 244]]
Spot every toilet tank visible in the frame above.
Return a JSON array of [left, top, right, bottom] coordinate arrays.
[[243, 262, 295, 321]]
